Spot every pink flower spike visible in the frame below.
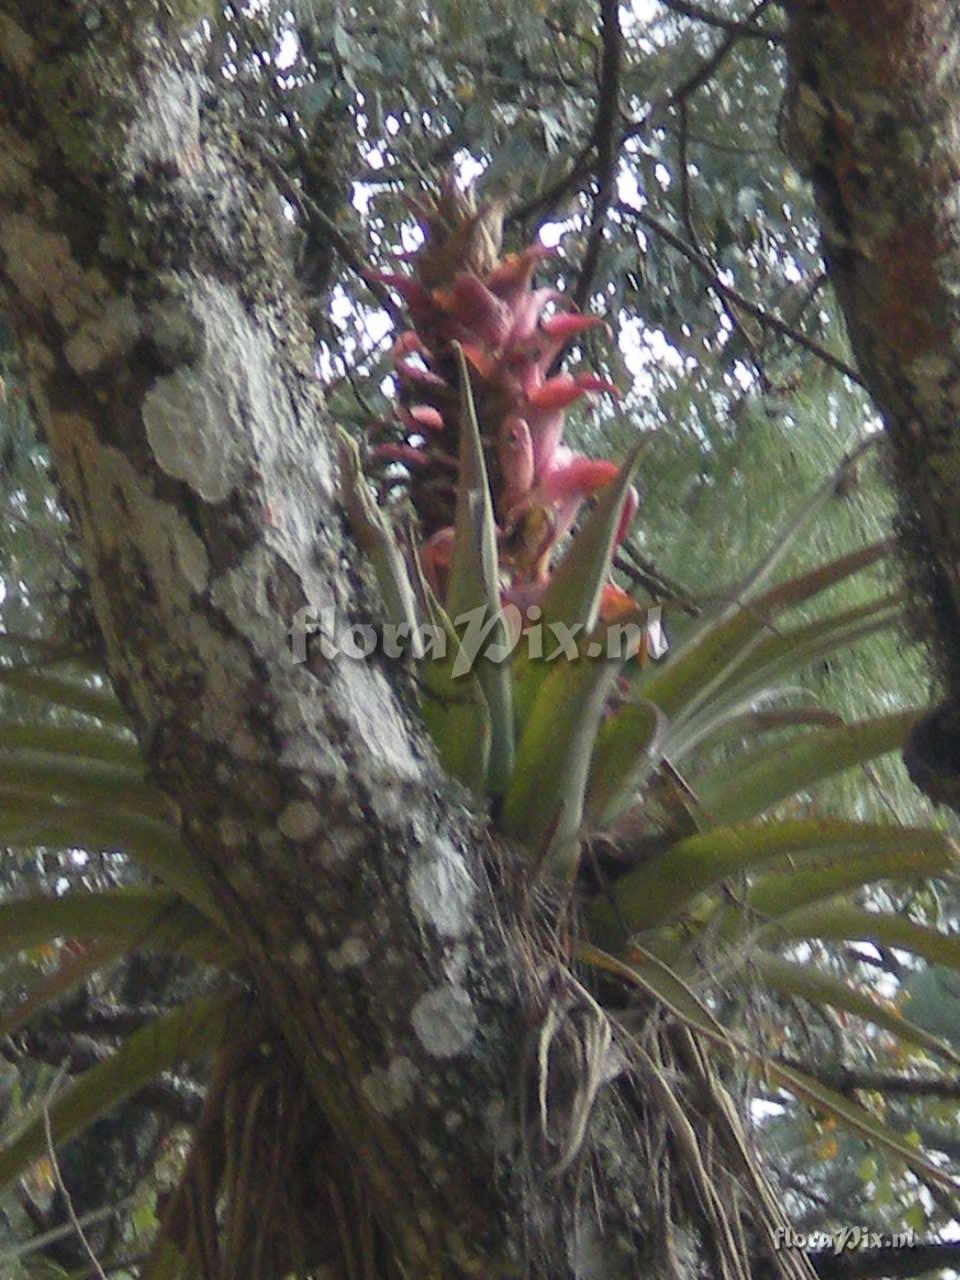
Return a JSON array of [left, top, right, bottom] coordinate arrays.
[[505, 287, 567, 347], [540, 312, 608, 342], [486, 245, 554, 302], [538, 455, 619, 502], [365, 270, 433, 313], [599, 583, 641, 623], [391, 330, 426, 358], [419, 527, 455, 597], [458, 342, 496, 380], [448, 274, 511, 347], [526, 374, 588, 412], [394, 360, 447, 390], [573, 373, 620, 397], [616, 485, 639, 546], [400, 404, 445, 432], [497, 416, 535, 510]]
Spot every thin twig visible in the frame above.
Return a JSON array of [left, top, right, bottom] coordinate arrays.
[[675, 96, 768, 386], [670, 0, 775, 108], [572, 0, 623, 310], [778, 1058, 960, 1101], [657, 0, 784, 42], [625, 204, 865, 385], [43, 1085, 108, 1280]]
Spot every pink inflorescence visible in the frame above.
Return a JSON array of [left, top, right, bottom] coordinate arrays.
[[366, 173, 637, 620]]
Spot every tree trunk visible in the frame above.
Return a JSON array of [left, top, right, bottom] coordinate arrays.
[[783, 1, 960, 810], [0, 7, 675, 1275]]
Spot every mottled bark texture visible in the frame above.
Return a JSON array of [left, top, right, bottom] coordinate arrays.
[[783, 2, 960, 809], [0, 7, 666, 1276]]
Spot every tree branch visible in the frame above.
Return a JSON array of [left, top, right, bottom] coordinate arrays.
[[657, 0, 784, 43], [623, 204, 864, 385], [810, 1241, 960, 1280], [572, 0, 623, 309], [784, 2, 960, 812]]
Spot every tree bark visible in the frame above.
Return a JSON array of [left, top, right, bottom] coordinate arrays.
[[0, 7, 669, 1276], [783, 1, 960, 809]]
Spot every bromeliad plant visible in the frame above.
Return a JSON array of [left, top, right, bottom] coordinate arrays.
[[3, 173, 960, 1270], [351, 172, 647, 876], [340, 172, 960, 1197]]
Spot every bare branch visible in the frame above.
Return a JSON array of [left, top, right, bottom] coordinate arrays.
[[657, 0, 784, 43], [572, 0, 623, 309], [624, 204, 864, 385]]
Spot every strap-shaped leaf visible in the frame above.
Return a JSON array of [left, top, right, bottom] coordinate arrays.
[[410, 538, 491, 797], [0, 748, 164, 818], [0, 906, 235, 1044], [770, 902, 960, 972], [632, 540, 892, 721], [0, 719, 142, 766], [336, 427, 422, 642], [0, 990, 239, 1196], [728, 437, 879, 603], [585, 698, 665, 824], [664, 596, 903, 760], [755, 951, 960, 1067], [502, 655, 622, 880], [695, 709, 920, 825], [445, 341, 514, 794], [659, 842, 960, 967], [0, 802, 221, 925], [589, 818, 956, 951], [766, 1057, 960, 1195], [0, 887, 230, 967], [0, 666, 130, 727]]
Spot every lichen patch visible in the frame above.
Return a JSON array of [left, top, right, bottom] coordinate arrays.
[[408, 837, 475, 940], [411, 985, 477, 1058], [361, 1055, 419, 1116]]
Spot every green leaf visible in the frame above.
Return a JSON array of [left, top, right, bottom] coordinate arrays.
[[0, 887, 230, 966], [0, 802, 222, 926], [0, 890, 232, 1042], [0, 719, 141, 766], [336, 427, 422, 643], [772, 902, 960, 972], [0, 990, 240, 1196], [585, 698, 665, 824], [742, 838, 956, 924], [632, 541, 892, 723], [411, 545, 491, 797], [695, 709, 919, 825], [0, 939, 138, 1042], [589, 819, 955, 952], [664, 596, 902, 760], [502, 655, 622, 879], [755, 952, 960, 1066], [0, 667, 129, 728], [0, 747, 165, 818], [728, 440, 879, 603], [445, 341, 514, 794], [579, 942, 960, 1194], [767, 1057, 960, 1194]]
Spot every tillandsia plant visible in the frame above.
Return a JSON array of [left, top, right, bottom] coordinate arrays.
[[348, 171, 649, 879], [334, 170, 960, 1198]]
